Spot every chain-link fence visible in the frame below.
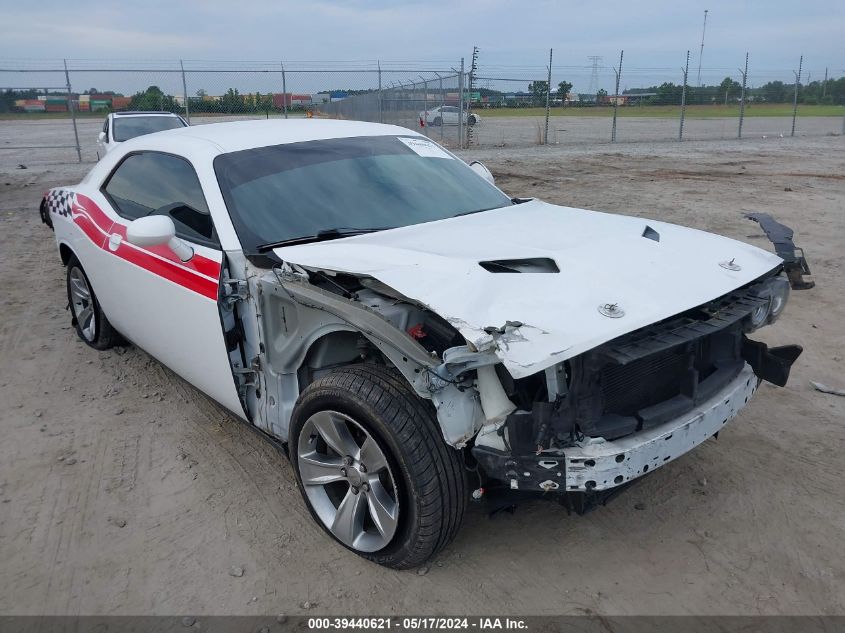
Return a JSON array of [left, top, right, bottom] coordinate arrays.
[[317, 71, 465, 148], [1, 55, 843, 164], [0, 59, 465, 163], [468, 49, 844, 148]]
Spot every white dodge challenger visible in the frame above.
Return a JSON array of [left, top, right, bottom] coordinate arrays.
[[41, 119, 801, 568]]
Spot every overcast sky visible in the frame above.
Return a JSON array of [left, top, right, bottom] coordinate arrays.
[[1, 0, 841, 92]]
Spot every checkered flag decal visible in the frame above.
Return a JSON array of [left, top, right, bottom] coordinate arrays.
[[45, 189, 73, 218]]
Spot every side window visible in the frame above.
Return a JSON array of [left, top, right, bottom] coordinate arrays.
[[103, 117, 109, 139], [102, 152, 217, 246]]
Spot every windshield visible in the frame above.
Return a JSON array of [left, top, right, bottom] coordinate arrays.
[[214, 135, 512, 254], [113, 116, 186, 142]]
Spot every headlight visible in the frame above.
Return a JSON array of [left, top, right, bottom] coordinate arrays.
[[768, 276, 790, 318], [745, 275, 790, 331], [748, 298, 771, 329]]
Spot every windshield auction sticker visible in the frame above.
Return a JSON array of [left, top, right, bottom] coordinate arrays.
[[398, 137, 454, 159]]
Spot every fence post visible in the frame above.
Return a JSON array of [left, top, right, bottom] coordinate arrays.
[[544, 48, 553, 145], [63, 59, 81, 163], [281, 62, 288, 119], [458, 58, 465, 149], [679, 50, 690, 141], [435, 72, 444, 142], [180, 59, 190, 124], [791, 55, 802, 137], [378, 61, 383, 123], [611, 50, 623, 143], [738, 53, 748, 139], [420, 76, 429, 136]]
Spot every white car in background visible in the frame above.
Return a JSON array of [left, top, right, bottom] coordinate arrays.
[[419, 105, 479, 126], [97, 111, 188, 156], [41, 119, 801, 568]]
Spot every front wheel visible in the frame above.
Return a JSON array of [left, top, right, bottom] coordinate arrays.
[[290, 364, 467, 568]]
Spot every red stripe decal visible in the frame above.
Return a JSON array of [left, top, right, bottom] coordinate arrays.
[[70, 194, 221, 300]]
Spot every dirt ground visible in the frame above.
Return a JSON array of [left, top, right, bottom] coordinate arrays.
[[1, 113, 842, 165], [0, 130, 844, 616]]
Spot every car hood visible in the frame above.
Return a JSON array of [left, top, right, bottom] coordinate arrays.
[[274, 199, 781, 378]]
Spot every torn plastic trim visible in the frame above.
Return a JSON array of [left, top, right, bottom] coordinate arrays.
[[745, 212, 814, 289]]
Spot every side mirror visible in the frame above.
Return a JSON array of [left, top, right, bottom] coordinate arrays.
[[98, 131, 106, 143], [125, 216, 193, 262], [469, 161, 495, 185]]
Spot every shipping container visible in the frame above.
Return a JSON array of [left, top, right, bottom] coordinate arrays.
[[79, 94, 90, 102], [23, 103, 46, 112], [111, 96, 131, 110], [78, 102, 90, 112], [45, 103, 68, 112]]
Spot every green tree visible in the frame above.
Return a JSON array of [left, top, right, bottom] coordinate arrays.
[[760, 80, 790, 103], [557, 80, 573, 103], [129, 85, 178, 112], [719, 77, 742, 103], [221, 88, 242, 113], [528, 80, 549, 105]]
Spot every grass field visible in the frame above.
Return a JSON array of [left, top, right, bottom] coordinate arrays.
[[2, 103, 843, 122], [476, 104, 844, 118]]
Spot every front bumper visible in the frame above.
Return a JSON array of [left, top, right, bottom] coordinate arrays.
[[473, 363, 759, 493]]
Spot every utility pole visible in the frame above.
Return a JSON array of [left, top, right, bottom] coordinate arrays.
[[696, 9, 709, 87], [544, 48, 552, 145], [587, 55, 602, 99], [680, 51, 690, 141]]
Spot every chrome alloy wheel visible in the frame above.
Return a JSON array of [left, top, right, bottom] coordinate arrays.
[[297, 410, 399, 552], [69, 267, 96, 342]]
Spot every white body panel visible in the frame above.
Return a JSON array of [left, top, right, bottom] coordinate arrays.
[[274, 199, 782, 378]]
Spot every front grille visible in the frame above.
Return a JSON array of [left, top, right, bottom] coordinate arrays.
[[600, 346, 689, 415]]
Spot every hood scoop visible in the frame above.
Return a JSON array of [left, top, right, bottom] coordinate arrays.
[[479, 257, 560, 274], [642, 225, 660, 242]]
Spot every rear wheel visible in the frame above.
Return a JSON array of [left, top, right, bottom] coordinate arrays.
[[290, 364, 467, 568], [66, 256, 122, 350], [433, 116, 442, 127]]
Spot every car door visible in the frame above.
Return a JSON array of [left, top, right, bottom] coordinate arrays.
[[92, 151, 243, 416]]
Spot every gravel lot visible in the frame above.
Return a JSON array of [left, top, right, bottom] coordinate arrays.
[[1, 121, 844, 616], [2, 113, 842, 165]]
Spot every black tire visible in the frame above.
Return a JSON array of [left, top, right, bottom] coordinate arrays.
[[66, 256, 122, 350], [290, 363, 467, 569], [433, 116, 442, 127], [39, 199, 53, 229]]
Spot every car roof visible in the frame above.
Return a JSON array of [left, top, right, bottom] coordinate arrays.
[[145, 119, 424, 154], [112, 111, 182, 117]]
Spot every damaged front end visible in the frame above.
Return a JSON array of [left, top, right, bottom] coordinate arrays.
[[258, 258, 799, 513], [464, 273, 801, 505]]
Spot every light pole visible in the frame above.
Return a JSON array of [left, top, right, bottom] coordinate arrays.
[[738, 53, 748, 139], [696, 9, 709, 87]]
